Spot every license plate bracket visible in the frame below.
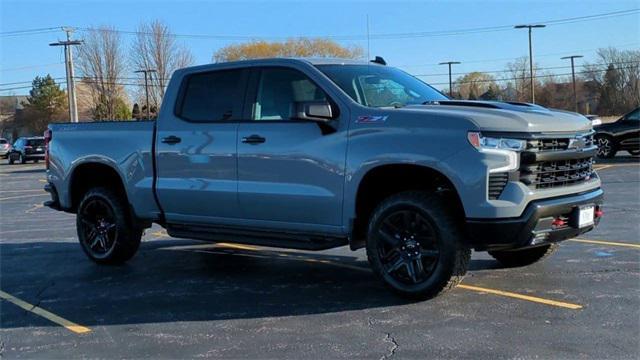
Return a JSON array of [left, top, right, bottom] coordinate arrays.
[[577, 205, 595, 228]]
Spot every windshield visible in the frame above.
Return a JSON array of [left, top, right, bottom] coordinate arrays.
[[316, 64, 448, 108]]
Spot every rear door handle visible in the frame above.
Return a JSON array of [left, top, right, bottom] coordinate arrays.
[[241, 135, 266, 144], [161, 135, 181, 144]]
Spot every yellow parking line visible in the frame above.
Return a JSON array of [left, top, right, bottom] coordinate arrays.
[[0, 193, 49, 201], [457, 284, 583, 309], [593, 165, 613, 171], [216, 242, 261, 251], [0, 290, 91, 334], [569, 238, 640, 249]]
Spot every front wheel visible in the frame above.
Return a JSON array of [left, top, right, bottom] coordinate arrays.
[[489, 244, 558, 268], [596, 135, 617, 158], [366, 191, 471, 300], [77, 187, 142, 264]]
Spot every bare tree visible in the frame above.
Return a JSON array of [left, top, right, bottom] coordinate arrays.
[[583, 47, 640, 114], [131, 20, 194, 111], [504, 56, 534, 102], [76, 26, 130, 120]]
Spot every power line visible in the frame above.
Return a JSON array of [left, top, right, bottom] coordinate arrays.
[[3, 8, 632, 41], [1, 60, 637, 89], [413, 61, 640, 77]]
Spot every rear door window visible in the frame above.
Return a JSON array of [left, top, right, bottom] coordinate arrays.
[[177, 69, 247, 122], [27, 139, 45, 147]]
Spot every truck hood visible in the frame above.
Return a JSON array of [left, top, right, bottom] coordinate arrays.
[[402, 100, 592, 133]]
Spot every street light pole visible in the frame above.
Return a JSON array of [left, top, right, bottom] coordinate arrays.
[[135, 69, 157, 120], [49, 27, 83, 122], [439, 61, 461, 98], [561, 55, 584, 113], [514, 24, 546, 104]]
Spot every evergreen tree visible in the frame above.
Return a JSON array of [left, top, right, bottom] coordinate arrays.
[[20, 75, 68, 133]]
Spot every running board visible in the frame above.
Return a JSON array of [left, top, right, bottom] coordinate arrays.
[[166, 223, 348, 251]]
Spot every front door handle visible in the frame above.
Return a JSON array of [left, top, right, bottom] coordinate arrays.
[[241, 135, 266, 144], [161, 135, 181, 144]]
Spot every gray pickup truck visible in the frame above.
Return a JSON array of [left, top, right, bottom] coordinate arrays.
[[45, 58, 603, 299]]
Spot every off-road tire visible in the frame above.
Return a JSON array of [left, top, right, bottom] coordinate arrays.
[[77, 187, 142, 265], [366, 191, 471, 300], [489, 244, 559, 268]]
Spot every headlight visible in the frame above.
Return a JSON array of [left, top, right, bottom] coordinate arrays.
[[467, 132, 526, 151], [467, 132, 524, 173]]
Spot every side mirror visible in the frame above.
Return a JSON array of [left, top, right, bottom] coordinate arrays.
[[294, 101, 335, 122]]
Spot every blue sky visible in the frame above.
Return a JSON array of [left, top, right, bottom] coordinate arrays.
[[1, 0, 638, 95]]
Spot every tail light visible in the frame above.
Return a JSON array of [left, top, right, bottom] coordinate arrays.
[[44, 129, 52, 169]]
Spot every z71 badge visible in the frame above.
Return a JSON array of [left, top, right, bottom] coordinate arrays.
[[356, 115, 388, 123]]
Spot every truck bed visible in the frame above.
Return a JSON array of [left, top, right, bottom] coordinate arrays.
[[47, 120, 160, 219]]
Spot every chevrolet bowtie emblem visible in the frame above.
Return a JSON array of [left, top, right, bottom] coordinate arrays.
[[568, 137, 586, 151]]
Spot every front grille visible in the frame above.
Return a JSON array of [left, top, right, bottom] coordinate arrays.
[[520, 133, 595, 190], [520, 158, 593, 189], [525, 135, 594, 153], [488, 172, 509, 199]]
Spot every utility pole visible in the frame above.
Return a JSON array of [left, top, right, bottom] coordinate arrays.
[[49, 27, 82, 123], [514, 24, 545, 104], [135, 69, 157, 120], [439, 61, 461, 98], [561, 55, 583, 113]]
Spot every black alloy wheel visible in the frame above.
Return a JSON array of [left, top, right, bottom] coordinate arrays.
[[76, 187, 142, 264], [78, 197, 118, 259], [596, 135, 616, 158], [375, 209, 440, 285]]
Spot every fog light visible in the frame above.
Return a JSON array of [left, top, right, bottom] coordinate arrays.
[[531, 232, 549, 245]]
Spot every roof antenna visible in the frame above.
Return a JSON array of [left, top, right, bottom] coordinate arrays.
[[371, 56, 387, 65]]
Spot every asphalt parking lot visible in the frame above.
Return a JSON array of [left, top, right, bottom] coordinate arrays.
[[1, 156, 639, 359]]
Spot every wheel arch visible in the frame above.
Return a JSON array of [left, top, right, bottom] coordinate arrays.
[[348, 163, 465, 250], [68, 161, 129, 213]]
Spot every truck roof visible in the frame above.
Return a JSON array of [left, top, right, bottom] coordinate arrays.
[[178, 57, 382, 74]]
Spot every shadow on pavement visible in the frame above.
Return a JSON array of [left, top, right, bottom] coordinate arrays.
[[0, 239, 504, 330], [0, 240, 407, 329]]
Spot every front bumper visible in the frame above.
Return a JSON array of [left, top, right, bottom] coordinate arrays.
[[466, 188, 603, 251]]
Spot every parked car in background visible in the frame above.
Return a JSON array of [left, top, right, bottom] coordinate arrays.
[[0, 138, 11, 159], [585, 115, 602, 126], [8, 136, 46, 164], [594, 107, 640, 158]]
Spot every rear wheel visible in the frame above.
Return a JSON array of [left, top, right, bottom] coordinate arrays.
[[366, 191, 470, 300], [489, 244, 558, 267], [595, 135, 617, 158], [77, 187, 142, 264], [8, 155, 14, 165]]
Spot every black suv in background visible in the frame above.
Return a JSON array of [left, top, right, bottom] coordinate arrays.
[[594, 107, 640, 158], [8, 136, 46, 164]]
